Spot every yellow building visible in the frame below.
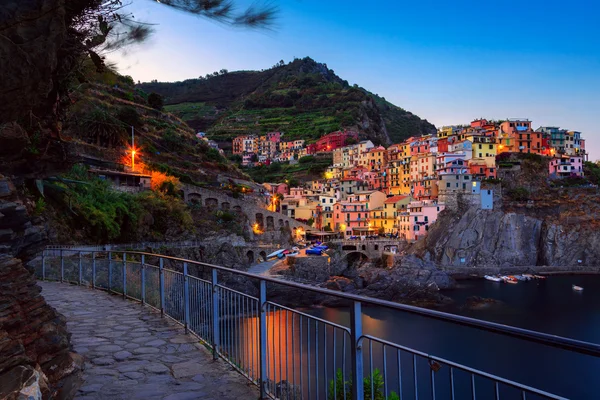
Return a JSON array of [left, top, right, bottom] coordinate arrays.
[[369, 195, 411, 233], [437, 126, 454, 139], [467, 135, 497, 168], [366, 146, 389, 172]]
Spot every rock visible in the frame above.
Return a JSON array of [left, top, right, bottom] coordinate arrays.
[[92, 357, 115, 366], [133, 347, 160, 355], [114, 351, 132, 361], [79, 383, 104, 394], [124, 371, 145, 380], [0, 250, 82, 400], [0, 365, 48, 400], [275, 380, 302, 400], [144, 363, 170, 374], [171, 361, 205, 379], [463, 296, 501, 310]]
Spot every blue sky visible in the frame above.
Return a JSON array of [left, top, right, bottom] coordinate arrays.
[[111, 0, 600, 160]]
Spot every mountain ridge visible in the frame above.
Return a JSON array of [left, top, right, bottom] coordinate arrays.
[[137, 57, 436, 148]]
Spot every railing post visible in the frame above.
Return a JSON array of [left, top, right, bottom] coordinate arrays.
[[211, 269, 219, 360], [78, 251, 83, 285], [159, 258, 165, 317], [351, 300, 364, 400], [122, 252, 127, 299], [92, 252, 96, 289], [183, 262, 190, 333], [141, 255, 145, 305], [108, 252, 112, 292], [41, 250, 46, 281], [60, 250, 64, 283], [259, 279, 268, 399]]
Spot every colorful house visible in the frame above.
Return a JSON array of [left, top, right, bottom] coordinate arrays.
[[549, 156, 584, 178]]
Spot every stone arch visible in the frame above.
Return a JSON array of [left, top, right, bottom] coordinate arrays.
[[285, 220, 290, 229], [187, 192, 202, 204], [246, 251, 254, 264], [278, 219, 284, 228], [255, 213, 264, 229], [205, 197, 218, 209], [344, 251, 369, 268], [259, 251, 267, 261], [221, 202, 231, 210], [266, 216, 275, 231], [374, 244, 379, 251], [233, 205, 242, 214], [361, 245, 366, 251]]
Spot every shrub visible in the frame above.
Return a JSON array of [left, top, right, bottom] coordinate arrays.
[[299, 155, 315, 164], [147, 92, 164, 110], [507, 187, 529, 201], [116, 106, 144, 129], [33, 198, 46, 216], [328, 369, 399, 400]]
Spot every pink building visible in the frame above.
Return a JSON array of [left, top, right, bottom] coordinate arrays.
[[262, 182, 289, 195], [333, 201, 370, 236], [549, 156, 584, 178], [398, 200, 445, 241], [266, 132, 281, 142]]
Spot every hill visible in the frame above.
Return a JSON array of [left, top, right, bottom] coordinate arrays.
[[60, 64, 246, 186], [137, 57, 436, 149]]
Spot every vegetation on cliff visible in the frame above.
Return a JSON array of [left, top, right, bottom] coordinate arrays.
[[138, 57, 436, 149], [40, 165, 250, 244]]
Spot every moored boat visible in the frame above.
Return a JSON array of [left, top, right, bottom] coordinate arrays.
[[267, 249, 285, 259], [572, 285, 584, 291], [484, 275, 503, 282], [501, 275, 518, 284]]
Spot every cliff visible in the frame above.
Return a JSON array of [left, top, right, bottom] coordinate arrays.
[[0, 176, 83, 399], [410, 191, 600, 269]]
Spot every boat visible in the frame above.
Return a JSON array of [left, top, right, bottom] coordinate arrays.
[[266, 249, 285, 259], [514, 275, 529, 281], [572, 285, 584, 291], [277, 252, 286, 259], [522, 274, 535, 279], [287, 252, 299, 257], [306, 248, 322, 255], [533, 275, 547, 280], [484, 275, 503, 282], [501, 276, 518, 284]]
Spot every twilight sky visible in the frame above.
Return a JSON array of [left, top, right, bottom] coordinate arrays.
[[110, 0, 600, 160]]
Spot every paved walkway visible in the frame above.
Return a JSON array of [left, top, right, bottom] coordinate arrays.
[[39, 282, 258, 400]]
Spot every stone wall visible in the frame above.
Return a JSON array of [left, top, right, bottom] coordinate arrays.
[[0, 176, 83, 399], [181, 184, 311, 232], [286, 255, 331, 282]]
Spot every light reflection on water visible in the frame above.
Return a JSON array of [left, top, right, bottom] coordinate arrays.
[[225, 275, 600, 399]]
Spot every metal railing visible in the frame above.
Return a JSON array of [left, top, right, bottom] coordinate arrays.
[[36, 248, 600, 400]]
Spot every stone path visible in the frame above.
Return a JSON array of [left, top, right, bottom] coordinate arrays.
[[39, 282, 259, 400]]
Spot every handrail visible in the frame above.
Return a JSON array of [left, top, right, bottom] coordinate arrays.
[[53, 248, 600, 358]]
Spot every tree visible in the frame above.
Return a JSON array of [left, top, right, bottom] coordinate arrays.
[[147, 92, 164, 110], [0, 0, 278, 160]]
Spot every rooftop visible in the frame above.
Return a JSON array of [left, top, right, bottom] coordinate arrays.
[[385, 195, 409, 204]]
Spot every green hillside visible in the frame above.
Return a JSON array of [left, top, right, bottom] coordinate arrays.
[[61, 64, 246, 185], [138, 57, 436, 149]]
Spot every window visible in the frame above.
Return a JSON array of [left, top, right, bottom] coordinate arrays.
[[489, 144, 493, 149]]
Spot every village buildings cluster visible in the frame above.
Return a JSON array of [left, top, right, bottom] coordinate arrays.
[[245, 119, 588, 241], [232, 130, 358, 165]]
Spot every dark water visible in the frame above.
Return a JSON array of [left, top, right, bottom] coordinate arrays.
[[308, 275, 600, 399]]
